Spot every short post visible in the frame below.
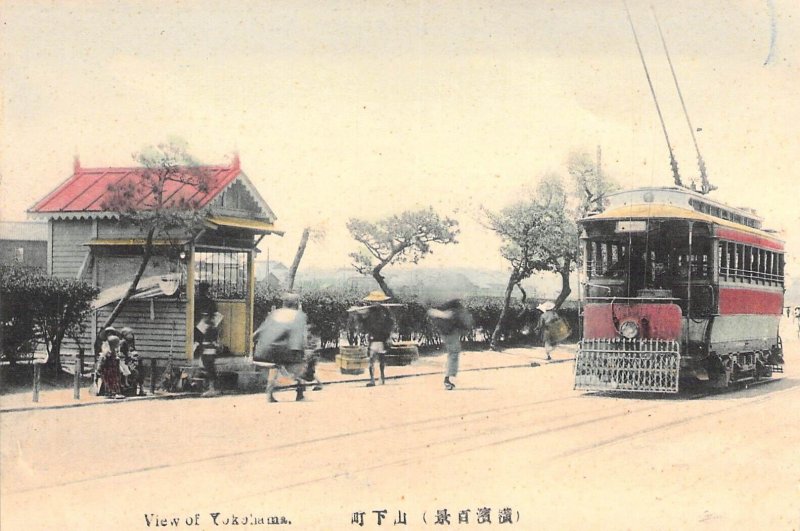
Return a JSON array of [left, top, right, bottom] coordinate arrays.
[[32, 362, 41, 403], [150, 358, 157, 395], [73, 357, 81, 400]]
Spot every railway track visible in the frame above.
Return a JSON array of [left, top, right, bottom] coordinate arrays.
[[4, 368, 794, 504]]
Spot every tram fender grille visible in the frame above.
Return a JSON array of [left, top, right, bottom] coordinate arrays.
[[575, 338, 681, 393]]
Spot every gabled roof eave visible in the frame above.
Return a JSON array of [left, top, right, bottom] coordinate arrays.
[[229, 171, 277, 221]]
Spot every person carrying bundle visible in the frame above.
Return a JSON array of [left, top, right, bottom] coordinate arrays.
[[350, 291, 395, 387], [536, 301, 570, 361]]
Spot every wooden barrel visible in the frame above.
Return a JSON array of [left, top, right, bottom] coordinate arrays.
[[337, 345, 368, 375], [384, 341, 419, 366]]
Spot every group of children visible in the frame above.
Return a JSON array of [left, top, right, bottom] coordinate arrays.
[[95, 326, 145, 398]]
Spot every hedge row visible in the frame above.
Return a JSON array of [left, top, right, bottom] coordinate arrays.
[[254, 284, 579, 350], [0, 264, 99, 368]]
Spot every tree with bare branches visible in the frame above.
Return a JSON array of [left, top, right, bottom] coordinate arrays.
[[484, 175, 578, 349], [286, 225, 326, 291], [567, 150, 618, 219], [99, 139, 212, 330], [347, 208, 459, 298]]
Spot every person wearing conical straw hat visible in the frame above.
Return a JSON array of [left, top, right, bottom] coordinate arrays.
[[358, 290, 395, 387]]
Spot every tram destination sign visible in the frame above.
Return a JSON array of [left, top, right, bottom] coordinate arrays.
[[616, 220, 648, 232]]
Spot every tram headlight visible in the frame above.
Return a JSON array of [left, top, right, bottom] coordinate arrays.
[[619, 319, 640, 339]]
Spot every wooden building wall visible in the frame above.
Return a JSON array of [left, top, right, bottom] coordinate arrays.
[[52, 219, 93, 278], [51, 216, 257, 367], [61, 298, 189, 364], [96, 219, 191, 240], [0, 240, 47, 268]]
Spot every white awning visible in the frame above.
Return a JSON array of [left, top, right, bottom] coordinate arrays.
[[92, 273, 181, 309]]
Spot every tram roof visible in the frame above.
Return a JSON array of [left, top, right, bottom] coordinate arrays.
[[583, 188, 783, 247]]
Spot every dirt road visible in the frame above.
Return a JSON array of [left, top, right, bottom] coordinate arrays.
[[2, 343, 799, 530]]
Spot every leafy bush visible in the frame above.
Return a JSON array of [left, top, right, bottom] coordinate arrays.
[[299, 287, 362, 348], [253, 282, 283, 327], [252, 284, 569, 352], [254, 283, 363, 349], [394, 297, 439, 346], [462, 296, 524, 344], [0, 264, 99, 370]]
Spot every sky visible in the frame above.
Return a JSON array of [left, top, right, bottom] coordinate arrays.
[[1, 0, 798, 283]]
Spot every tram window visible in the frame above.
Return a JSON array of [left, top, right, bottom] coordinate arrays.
[[601, 244, 609, 276], [724, 242, 733, 278], [592, 242, 603, 275], [754, 249, 761, 279], [746, 246, 753, 281], [728, 245, 734, 274], [735, 244, 744, 280], [766, 251, 774, 283], [773, 253, 780, 282], [587, 241, 606, 278], [603, 244, 629, 279], [738, 244, 745, 276]]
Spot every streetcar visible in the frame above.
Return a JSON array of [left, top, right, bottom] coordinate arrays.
[[574, 186, 785, 393]]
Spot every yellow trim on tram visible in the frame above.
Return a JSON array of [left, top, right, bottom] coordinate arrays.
[[585, 204, 783, 243]]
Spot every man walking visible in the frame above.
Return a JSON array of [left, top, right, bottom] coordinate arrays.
[[253, 293, 313, 402], [354, 291, 395, 387], [428, 299, 473, 390]]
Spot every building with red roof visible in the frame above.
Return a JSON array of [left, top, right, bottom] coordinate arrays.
[[28, 154, 283, 377]]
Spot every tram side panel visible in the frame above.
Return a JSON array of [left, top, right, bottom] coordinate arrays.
[[704, 282, 785, 384]]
